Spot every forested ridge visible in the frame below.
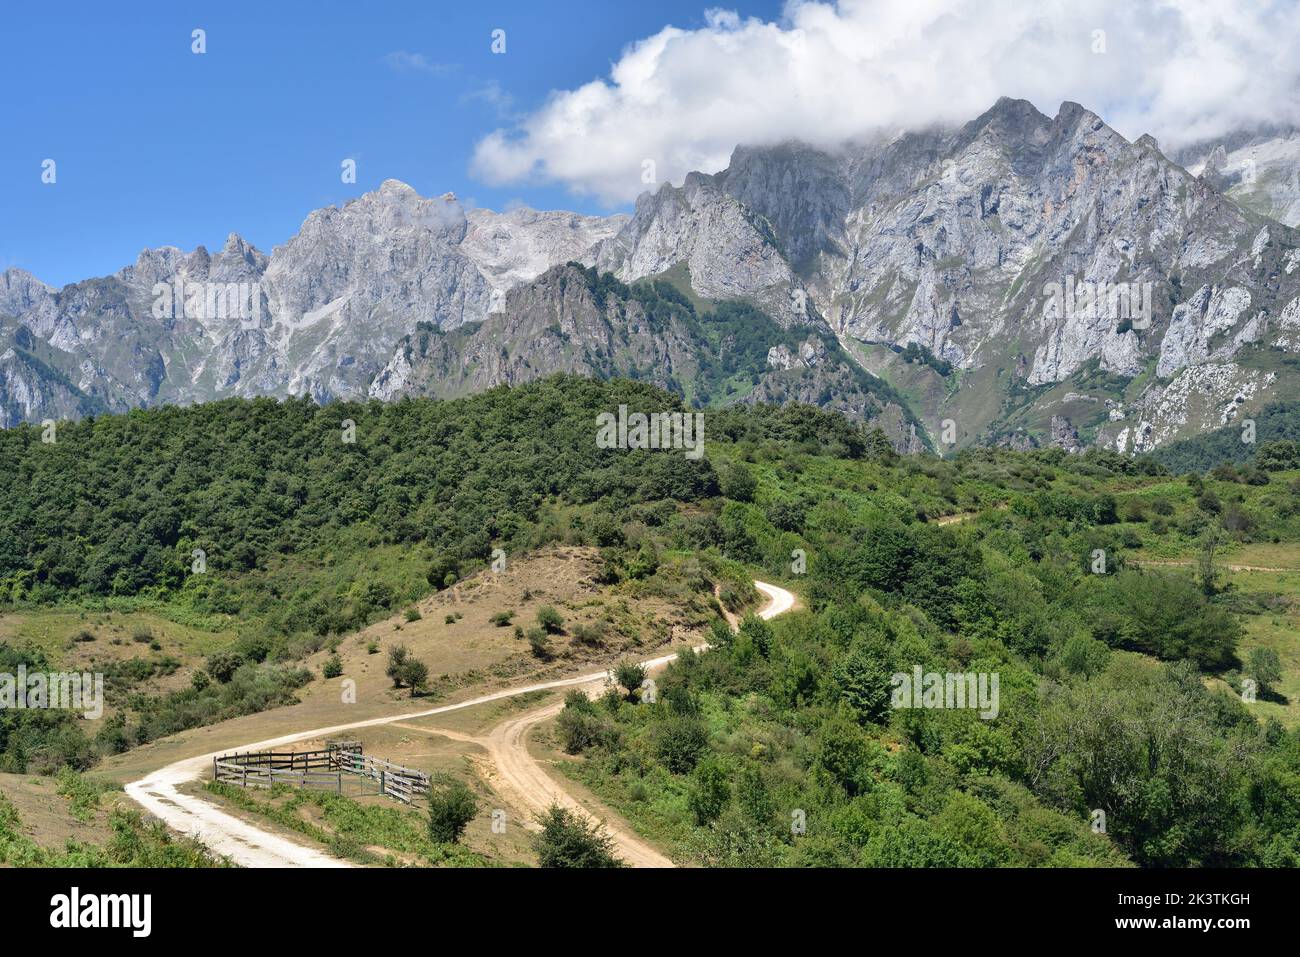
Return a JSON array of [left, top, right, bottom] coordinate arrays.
[[2, 375, 1299, 867]]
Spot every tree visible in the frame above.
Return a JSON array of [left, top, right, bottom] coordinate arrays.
[[687, 761, 732, 825], [400, 658, 429, 696], [1247, 647, 1283, 695], [613, 660, 646, 701], [527, 628, 552, 659], [656, 716, 710, 774], [536, 605, 564, 634], [719, 462, 757, 502], [534, 806, 623, 867], [738, 615, 774, 658], [206, 650, 245, 684], [386, 645, 410, 687], [557, 691, 616, 753], [428, 780, 478, 843]]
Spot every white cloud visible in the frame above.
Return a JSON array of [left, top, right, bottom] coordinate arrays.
[[471, 0, 1300, 204]]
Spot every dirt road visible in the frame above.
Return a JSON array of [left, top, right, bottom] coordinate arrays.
[[126, 580, 796, 868], [450, 579, 796, 868]]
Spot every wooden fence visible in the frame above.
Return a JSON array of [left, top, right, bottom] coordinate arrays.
[[212, 741, 431, 804]]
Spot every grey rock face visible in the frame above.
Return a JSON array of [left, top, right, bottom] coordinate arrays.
[[369, 263, 923, 451], [588, 172, 813, 327], [1175, 128, 1300, 227], [655, 98, 1300, 450], [2, 181, 626, 418], [8, 100, 1300, 455]]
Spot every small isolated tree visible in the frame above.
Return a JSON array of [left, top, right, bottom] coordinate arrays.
[[428, 779, 478, 843], [400, 658, 429, 696], [386, 645, 410, 687], [527, 627, 552, 660], [1248, 647, 1283, 696], [537, 605, 565, 634], [534, 805, 622, 868], [322, 653, 343, 679], [614, 660, 647, 701]]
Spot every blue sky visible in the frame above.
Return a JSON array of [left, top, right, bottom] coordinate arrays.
[[1, 0, 781, 287], [6, 1, 1291, 288]]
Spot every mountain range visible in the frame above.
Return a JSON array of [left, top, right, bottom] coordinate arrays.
[[6, 97, 1300, 454]]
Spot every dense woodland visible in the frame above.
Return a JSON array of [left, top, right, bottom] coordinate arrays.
[[1, 375, 1299, 867]]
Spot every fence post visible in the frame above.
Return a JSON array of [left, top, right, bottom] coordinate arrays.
[[380, 770, 385, 798]]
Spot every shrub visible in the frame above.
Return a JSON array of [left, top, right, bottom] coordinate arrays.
[[322, 654, 343, 679], [687, 761, 731, 825], [534, 806, 622, 868], [428, 780, 478, 843], [404, 608, 422, 622], [206, 650, 246, 684], [557, 691, 616, 753], [655, 717, 710, 774], [400, 659, 429, 695], [132, 625, 153, 643], [1247, 647, 1283, 694], [490, 611, 514, 627], [527, 629, 552, 660], [613, 660, 647, 701], [571, 621, 607, 646], [386, 645, 410, 687], [537, 606, 565, 633]]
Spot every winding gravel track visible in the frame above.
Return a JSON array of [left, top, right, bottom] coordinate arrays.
[[126, 581, 796, 868]]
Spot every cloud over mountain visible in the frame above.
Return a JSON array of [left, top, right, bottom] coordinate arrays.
[[472, 0, 1300, 203]]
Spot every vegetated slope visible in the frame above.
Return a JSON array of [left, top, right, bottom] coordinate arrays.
[[3, 375, 1299, 868], [554, 443, 1300, 868], [0, 376, 881, 774], [1151, 400, 1300, 473]]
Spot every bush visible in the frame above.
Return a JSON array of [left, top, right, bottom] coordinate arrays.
[[404, 608, 422, 622], [537, 606, 565, 633], [687, 761, 731, 825], [1247, 647, 1283, 694], [322, 654, 343, 679], [557, 691, 617, 753], [490, 611, 514, 627], [655, 717, 710, 774], [206, 650, 246, 684], [534, 806, 622, 867], [613, 660, 647, 701], [428, 780, 478, 843], [131, 625, 153, 644], [719, 462, 757, 502], [571, 621, 607, 646], [400, 659, 429, 696], [527, 629, 552, 659], [386, 645, 410, 687]]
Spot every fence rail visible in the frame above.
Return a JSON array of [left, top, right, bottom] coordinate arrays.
[[212, 741, 429, 804]]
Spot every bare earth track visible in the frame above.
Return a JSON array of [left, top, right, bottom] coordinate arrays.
[[126, 581, 795, 868]]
